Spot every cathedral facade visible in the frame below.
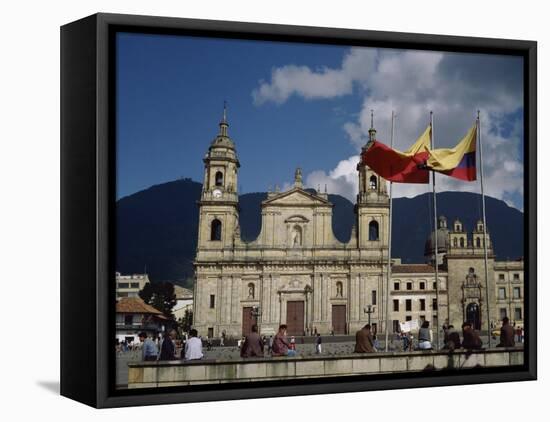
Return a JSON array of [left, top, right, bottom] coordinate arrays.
[[192, 112, 524, 338]]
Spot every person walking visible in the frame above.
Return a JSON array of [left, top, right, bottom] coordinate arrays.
[[138, 332, 158, 361], [272, 324, 296, 357], [184, 329, 204, 361], [268, 335, 274, 354], [497, 317, 515, 347], [315, 333, 322, 354], [354, 324, 376, 353], [159, 329, 177, 360], [240, 324, 264, 358]]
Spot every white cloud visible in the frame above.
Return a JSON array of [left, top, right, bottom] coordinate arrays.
[[252, 47, 524, 210]]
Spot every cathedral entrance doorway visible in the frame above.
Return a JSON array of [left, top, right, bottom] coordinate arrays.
[[286, 301, 305, 336], [332, 305, 347, 334], [242, 307, 257, 336], [466, 302, 481, 330]]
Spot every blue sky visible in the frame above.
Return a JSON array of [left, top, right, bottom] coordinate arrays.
[[116, 32, 524, 210]]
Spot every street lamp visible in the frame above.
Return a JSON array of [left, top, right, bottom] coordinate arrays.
[[304, 285, 313, 336], [364, 305, 375, 325]]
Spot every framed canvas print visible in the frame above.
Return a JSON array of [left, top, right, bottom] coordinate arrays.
[[60, 13, 537, 408]]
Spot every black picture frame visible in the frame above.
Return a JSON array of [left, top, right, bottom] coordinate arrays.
[[61, 12, 537, 408]]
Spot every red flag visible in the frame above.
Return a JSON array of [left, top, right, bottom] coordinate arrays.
[[361, 141, 429, 183], [361, 126, 431, 184]]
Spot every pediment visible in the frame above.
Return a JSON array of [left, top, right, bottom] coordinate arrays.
[[262, 188, 331, 206]]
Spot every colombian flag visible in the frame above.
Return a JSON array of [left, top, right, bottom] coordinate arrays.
[[361, 126, 431, 184], [427, 124, 477, 181]]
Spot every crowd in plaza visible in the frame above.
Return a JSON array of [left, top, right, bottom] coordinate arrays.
[[123, 316, 522, 362]]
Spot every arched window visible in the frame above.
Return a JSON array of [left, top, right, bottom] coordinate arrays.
[[247, 283, 255, 299], [476, 237, 481, 247], [453, 238, 458, 247], [369, 175, 377, 190], [210, 219, 222, 241], [369, 221, 379, 241], [460, 237, 465, 247], [215, 171, 224, 186]]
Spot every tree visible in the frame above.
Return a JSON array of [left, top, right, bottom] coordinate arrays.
[[139, 282, 177, 319], [178, 309, 194, 334]]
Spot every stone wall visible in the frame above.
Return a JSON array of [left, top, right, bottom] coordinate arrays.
[[128, 348, 523, 389]]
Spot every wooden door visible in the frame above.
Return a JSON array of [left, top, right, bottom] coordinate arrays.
[[286, 301, 305, 336], [332, 305, 347, 334], [242, 307, 256, 336]]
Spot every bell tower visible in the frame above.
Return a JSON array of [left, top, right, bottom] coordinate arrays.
[[197, 104, 240, 249], [355, 111, 390, 249]]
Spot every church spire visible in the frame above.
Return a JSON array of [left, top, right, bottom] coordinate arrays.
[[219, 100, 229, 137]]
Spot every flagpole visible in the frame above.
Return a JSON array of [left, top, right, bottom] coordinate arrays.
[[478, 110, 492, 348], [384, 111, 395, 352], [430, 111, 440, 351]]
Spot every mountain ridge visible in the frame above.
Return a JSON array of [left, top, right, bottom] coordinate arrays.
[[116, 179, 524, 287]]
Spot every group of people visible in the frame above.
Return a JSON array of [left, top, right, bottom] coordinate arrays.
[[133, 316, 520, 363], [138, 329, 204, 362], [353, 316, 520, 353]]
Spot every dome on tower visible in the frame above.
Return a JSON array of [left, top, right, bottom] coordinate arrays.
[[424, 216, 450, 258], [209, 102, 236, 150]]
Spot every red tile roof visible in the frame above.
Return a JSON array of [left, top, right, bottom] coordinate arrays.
[[116, 297, 163, 315]]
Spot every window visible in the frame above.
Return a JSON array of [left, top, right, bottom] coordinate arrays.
[[369, 175, 377, 190], [124, 315, 133, 325], [371, 290, 377, 305], [433, 281, 437, 290], [406, 282, 412, 291], [419, 299, 426, 311], [499, 308, 507, 319], [393, 299, 399, 312], [405, 299, 412, 311], [208, 327, 214, 338], [419, 315, 426, 323], [405, 315, 412, 321], [210, 219, 222, 241], [394, 282, 400, 291], [499, 273, 505, 281], [419, 282, 425, 290], [130, 282, 139, 288], [215, 171, 224, 186], [432, 298, 438, 310], [209, 294, 215, 308], [498, 287, 506, 300], [368, 221, 379, 241], [514, 307, 522, 320], [513, 287, 521, 299], [118, 282, 129, 289], [460, 238, 465, 247], [513, 273, 520, 281], [476, 237, 481, 247]]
